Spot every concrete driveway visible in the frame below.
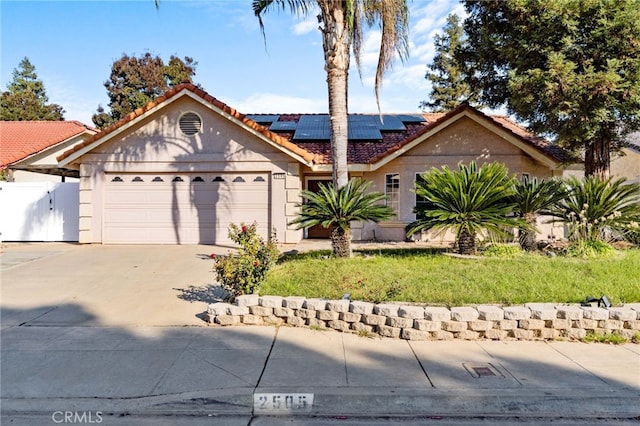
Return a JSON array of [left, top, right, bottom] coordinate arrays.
[[1, 242, 232, 327]]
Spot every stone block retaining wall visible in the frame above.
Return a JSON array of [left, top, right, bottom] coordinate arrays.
[[205, 296, 640, 341]]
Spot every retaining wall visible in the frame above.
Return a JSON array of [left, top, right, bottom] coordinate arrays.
[[205, 296, 640, 341]]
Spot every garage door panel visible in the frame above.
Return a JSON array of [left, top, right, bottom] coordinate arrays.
[[104, 173, 269, 244]]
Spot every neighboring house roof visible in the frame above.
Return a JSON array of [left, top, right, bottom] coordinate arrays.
[[1, 120, 96, 169], [57, 83, 572, 169]]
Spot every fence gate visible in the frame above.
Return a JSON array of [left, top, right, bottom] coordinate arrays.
[[0, 182, 79, 242]]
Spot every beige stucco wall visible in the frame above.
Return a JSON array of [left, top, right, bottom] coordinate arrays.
[[71, 96, 303, 244], [355, 116, 560, 242], [611, 148, 640, 184]]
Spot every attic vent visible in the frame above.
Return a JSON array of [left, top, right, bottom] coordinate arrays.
[[179, 112, 202, 136]]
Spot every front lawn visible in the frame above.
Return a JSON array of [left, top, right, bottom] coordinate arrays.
[[261, 248, 640, 306]]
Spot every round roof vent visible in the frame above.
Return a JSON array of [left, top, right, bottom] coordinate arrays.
[[179, 112, 202, 136]]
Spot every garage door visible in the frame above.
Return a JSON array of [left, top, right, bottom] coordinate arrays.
[[104, 173, 269, 244]]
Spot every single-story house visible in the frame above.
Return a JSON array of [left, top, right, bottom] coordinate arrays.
[[57, 84, 573, 245], [0, 120, 97, 182]]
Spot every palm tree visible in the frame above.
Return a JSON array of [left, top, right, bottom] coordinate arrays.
[[549, 176, 640, 243], [289, 178, 395, 257], [513, 176, 566, 251], [253, 0, 409, 189], [406, 162, 526, 255]]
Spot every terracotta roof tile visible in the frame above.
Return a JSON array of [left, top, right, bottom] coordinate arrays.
[[0, 120, 96, 168]]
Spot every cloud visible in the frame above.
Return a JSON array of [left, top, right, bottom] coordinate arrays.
[[292, 15, 318, 35], [229, 92, 328, 114]]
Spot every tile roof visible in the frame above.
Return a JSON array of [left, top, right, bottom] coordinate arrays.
[[57, 83, 571, 166], [0, 120, 96, 168]]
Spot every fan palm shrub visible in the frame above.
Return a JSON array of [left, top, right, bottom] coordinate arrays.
[[406, 161, 526, 255], [513, 176, 567, 251], [549, 176, 640, 245], [289, 178, 395, 257]]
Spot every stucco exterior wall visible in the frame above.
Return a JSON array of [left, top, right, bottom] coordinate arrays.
[[611, 148, 640, 184], [356, 117, 558, 242], [73, 96, 303, 244]]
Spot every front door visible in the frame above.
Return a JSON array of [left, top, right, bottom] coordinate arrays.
[[306, 179, 332, 239]]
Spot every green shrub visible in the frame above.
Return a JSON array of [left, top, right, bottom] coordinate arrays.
[[566, 239, 615, 258], [484, 243, 523, 258], [213, 223, 279, 296]]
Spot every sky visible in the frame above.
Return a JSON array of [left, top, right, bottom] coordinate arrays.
[[1, 0, 466, 125]]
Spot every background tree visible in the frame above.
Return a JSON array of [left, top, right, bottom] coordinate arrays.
[[92, 53, 197, 129], [420, 13, 479, 112], [461, 0, 640, 178], [254, 0, 409, 189], [0, 57, 65, 121]]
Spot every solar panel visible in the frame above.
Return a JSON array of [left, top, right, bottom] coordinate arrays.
[[246, 114, 280, 124], [375, 115, 406, 131], [269, 121, 298, 131], [348, 116, 382, 140], [394, 114, 426, 123], [294, 115, 330, 140]]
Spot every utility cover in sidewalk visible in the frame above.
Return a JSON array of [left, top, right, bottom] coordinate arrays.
[[463, 363, 503, 378]]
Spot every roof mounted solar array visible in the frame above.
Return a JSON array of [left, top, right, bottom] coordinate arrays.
[[269, 121, 298, 131], [293, 115, 331, 140], [246, 114, 426, 140], [393, 114, 426, 123], [374, 115, 406, 131], [246, 114, 280, 124], [348, 116, 382, 140]]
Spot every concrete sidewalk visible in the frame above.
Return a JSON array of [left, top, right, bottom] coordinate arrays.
[[1, 243, 639, 424], [2, 324, 639, 424]]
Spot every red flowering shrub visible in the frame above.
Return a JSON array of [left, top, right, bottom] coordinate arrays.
[[213, 222, 279, 296]]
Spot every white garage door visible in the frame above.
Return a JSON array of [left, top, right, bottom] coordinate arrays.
[[104, 173, 269, 244]]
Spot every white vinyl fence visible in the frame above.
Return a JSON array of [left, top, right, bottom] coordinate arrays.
[[0, 182, 79, 242]]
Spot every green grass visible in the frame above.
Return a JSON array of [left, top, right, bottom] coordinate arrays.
[[261, 248, 640, 306], [581, 331, 629, 345]]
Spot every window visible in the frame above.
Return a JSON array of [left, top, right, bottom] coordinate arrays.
[[415, 174, 429, 220], [111, 176, 123, 182], [132, 176, 144, 182], [172, 176, 184, 182], [415, 174, 429, 207], [152, 176, 164, 182], [212, 176, 225, 182], [233, 176, 246, 183], [192, 176, 205, 182], [385, 173, 400, 214]]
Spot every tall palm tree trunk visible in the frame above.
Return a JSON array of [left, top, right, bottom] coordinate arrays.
[[331, 225, 352, 258], [458, 227, 476, 255], [319, 0, 350, 189]]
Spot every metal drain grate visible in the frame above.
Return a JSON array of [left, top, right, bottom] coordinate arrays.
[[463, 363, 503, 378]]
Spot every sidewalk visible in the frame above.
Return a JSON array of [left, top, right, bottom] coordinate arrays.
[[1, 324, 639, 424]]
